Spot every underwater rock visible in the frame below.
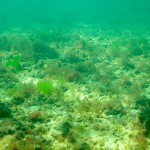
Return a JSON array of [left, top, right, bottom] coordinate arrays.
[[28, 111, 41, 121]]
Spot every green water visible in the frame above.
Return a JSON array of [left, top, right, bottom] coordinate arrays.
[[0, 1, 150, 150], [0, 0, 150, 31]]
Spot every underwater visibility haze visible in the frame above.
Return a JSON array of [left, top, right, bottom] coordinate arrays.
[[0, 0, 150, 149]]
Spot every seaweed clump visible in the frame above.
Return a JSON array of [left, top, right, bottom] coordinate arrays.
[[66, 71, 81, 82], [6, 55, 22, 72], [37, 80, 54, 96], [0, 63, 18, 88], [60, 121, 72, 138], [8, 83, 37, 102], [138, 97, 150, 136], [0, 102, 12, 118], [0, 35, 11, 51], [78, 142, 91, 150], [32, 40, 59, 60], [139, 107, 150, 136]]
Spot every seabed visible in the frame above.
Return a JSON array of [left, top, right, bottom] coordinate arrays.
[[0, 24, 150, 150]]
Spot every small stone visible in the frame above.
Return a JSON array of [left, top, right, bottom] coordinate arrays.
[[28, 111, 41, 121], [29, 106, 40, 113]]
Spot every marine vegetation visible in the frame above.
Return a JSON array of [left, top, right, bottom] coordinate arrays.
[[7, 83, 37, 101], [6, 55, 22, 71], [37, 80, 54, 96]]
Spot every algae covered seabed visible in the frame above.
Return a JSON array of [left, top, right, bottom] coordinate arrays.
[[0, 24, 150, 150]]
